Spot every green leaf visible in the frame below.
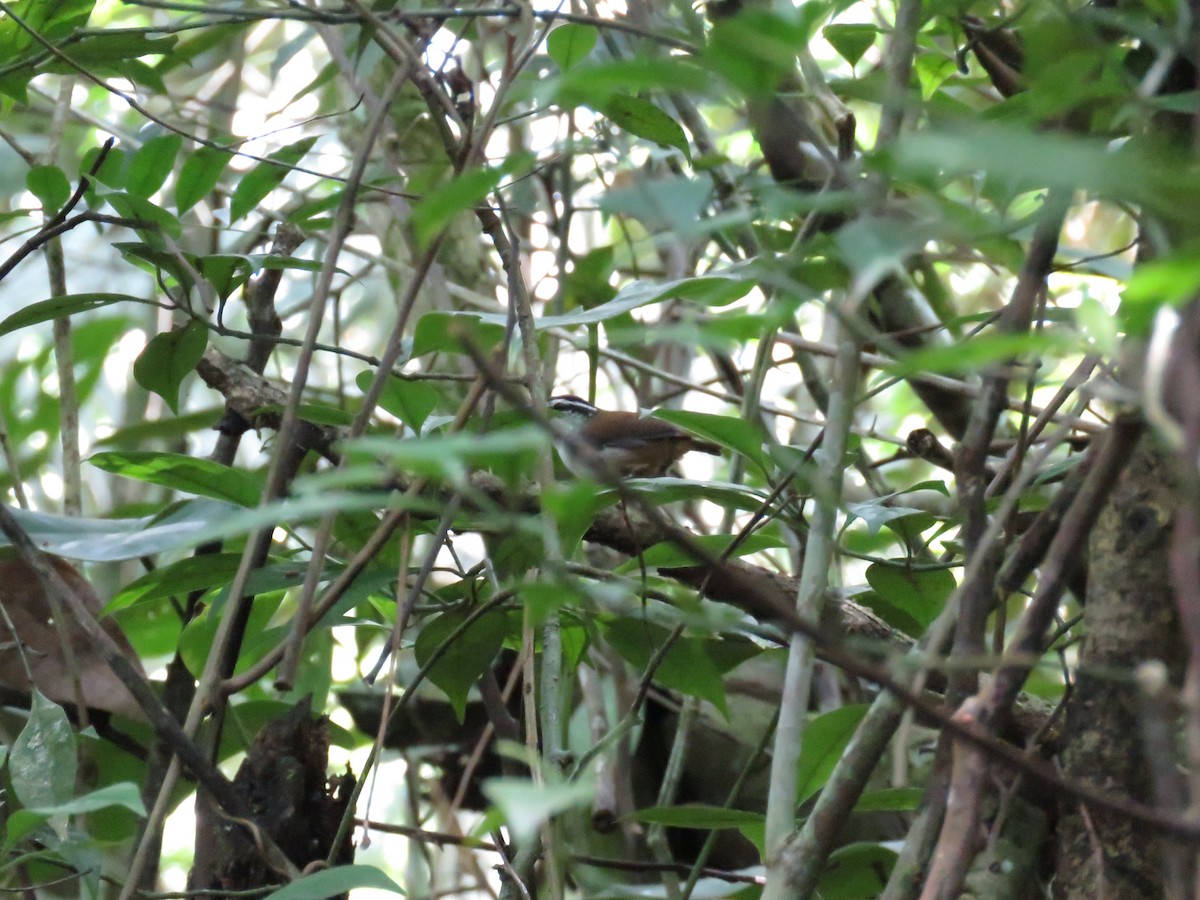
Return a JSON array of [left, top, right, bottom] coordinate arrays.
[[255, 402, 355, 427], [30, 782, 145, 818], [88, 450, 263, 506], [631, 805, 764, 829], [414, 607, 508, 721], [835, 215, 928, 279], [11, 691, 76, 812], [845, 498, 931, 536], [609, 478, 771, 515], [600, 175, 711, 235], [796, 705, 868, 804], [0, 293, 134, 338], [229, 137, 317, 223], [599, 95, 690, 159], [103, 191, 183, 238], [410, 165, 503, 248], [360, 370, 439, 431], [865, 562, 954, 631], [551, 57, 711, 108], [133, 320, 208, 413], [1120, 252, 1200, 335], [0, 500, 240, 561], [853, 787, 923, 813], [176, 145, 232, 213], [347, 428, 549, 484], [601, 619, 756, 716], [816, 842, 897, 899], [26, 164, 71, 211], [110, 555, 323, 612], [263, 864, 406, 898], [197, 254, 253, 301], [110, 552, 245, 610], [651, 408, 767, 473], [483, 777, 594, 845], [411, 310, 505, 357], [705, 10, 808, 96], [547, 23, 596, 70], [127, 134, 182, 198], [619, 531, 784, 570], [82, 145, 126, 188], [824, 23, 877, 67], [450, 273, 754, 333], [541, 479, 611, 558], [886, 330, 1073, 377], [60, 30, 177, 64], [563, 245, 616, 308], [92, 407, 223, 448]]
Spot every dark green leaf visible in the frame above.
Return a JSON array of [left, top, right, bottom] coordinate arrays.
[[600, 95, 690, 158], [631, 805, 764, 829], [110, 552, 245, 610], [886, 330, 1073, 377], [483, 777, 594, 845], [103, 191, 183, 238], [82, 145, 126, 189], [0, 293, 134, 338], [254, 402, 355, 427], [541, 479, 611, 558], [29, 782, 145, 817], [348, 428, 548, 484], [652, 409, 768, 473], [816, 842, 897, 899], [196, 254, 253, 301], [704, 10, 808, 96], [229, 137, 317, 223], [64, 31, 177, 63], [824, 23, 877, 67], [453, 273, 753, 332], [361, 370, 439, 431], [547, 23, 596, 70], [853, 787, 923, 813], [114, 240, 194, 289], [7, 779, 145, 848], [410, 165, 503, 247], [414, 607, 508, 721], [88, 450, 263, 506], [620, 532, 784, 569], [110, 555, 324, 611], [845, 498, 932, 536], [127, 134, 182, 198], [551, 58, 711, 108], [92, 407, 223, 448], [865, 562, 954, 630], [176, 145, 231, 213], [563, 245, 616, 308], [796, 705, 868, 804], [411, 310, 503, 358], [600, 175, 711, 234], [11, 691, 76, 811], [26, 164, 71, 211], [262, 864, 406, 898], [133, 320, 208, 413], [602, 619, 756, 716], [0, 500, 241, 561], [612, 478, 770, 514]]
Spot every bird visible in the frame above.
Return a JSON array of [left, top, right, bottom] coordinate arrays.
[[547, 395, 722, 478]]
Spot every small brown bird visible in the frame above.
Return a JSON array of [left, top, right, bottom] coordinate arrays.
[[548, 395, 722, 478]]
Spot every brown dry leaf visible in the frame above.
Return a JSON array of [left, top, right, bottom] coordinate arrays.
[[0, 555, 147, 721]]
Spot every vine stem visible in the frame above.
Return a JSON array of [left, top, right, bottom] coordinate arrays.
[[761, 325, 861, 900]]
